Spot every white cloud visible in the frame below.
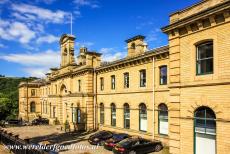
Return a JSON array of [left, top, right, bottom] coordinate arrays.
[[11, 3, 70, 24], [0, 20, 36, 44], [0, 50, 60, 67], [99, 48, 126, 62], [73, 0, 100, 8], [22, 67, 49, 77], [37, 34, 59, 44], [0, 50, 60, 77]]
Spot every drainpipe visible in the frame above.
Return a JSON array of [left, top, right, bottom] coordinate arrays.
[[93, 68, 97, 130], [26, 80, 29, 122], [152, 56, 155, 140]]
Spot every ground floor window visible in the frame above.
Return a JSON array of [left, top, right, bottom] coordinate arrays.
[[30, 102, 36, 113], [124, 103, 130, 129], [100, 103, 104, 124], [53, 106, 56, 118], [158, 103, 168, 135], [194, 106, 216, 154], [139, 103, 147, 131], [72, 107, 81, 124], [111, 103, 116, 126]]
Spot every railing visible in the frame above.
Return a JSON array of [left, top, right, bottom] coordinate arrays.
[[0, 127, 50, 154]]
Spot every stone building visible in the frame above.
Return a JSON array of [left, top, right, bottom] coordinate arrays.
[[19, 0, 230, 153]]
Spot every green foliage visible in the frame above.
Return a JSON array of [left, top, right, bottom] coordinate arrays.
[[0, 76, 37, 120]]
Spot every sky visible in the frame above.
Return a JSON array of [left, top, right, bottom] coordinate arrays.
[[0, 0, 201, 78]]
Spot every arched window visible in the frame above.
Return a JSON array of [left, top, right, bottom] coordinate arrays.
[[111, 103, 116, 126], [60, 84, 67, 95], [30, 102, 36, 113], [158, 103, 168, 135], [124, 103, 130, 129], [194, 106, 216, 154], [100, 103, 104, 124], [139, 103, 147, 131]]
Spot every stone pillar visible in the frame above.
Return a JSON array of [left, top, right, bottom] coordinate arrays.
[[168, 29, 181, 154]]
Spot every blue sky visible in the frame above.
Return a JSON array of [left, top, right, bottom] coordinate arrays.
[[0, 0, 200, 77]]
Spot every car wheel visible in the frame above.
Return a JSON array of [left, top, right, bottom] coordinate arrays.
[[155, 144, 162, 152]]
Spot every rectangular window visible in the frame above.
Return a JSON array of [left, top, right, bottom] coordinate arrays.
[[160, 66, 167, 85], [53, 106, 56, 118], [124, 72, 129, 88], [78, 80, 81, 92], [140, 70, 146, 87], [111, 75, 115, 90], [196, 42, 213, 75], [55, 85, 57, 94], [100, 77, 104, 91], [31, 89, 36, 96], [77, 108, 81, 124]]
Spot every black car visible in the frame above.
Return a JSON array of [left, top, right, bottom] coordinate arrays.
[[112, 137, 163, 154], [88, 130, 113, 145], [104, 133, 130, 150], [32, 118, 49, 125]]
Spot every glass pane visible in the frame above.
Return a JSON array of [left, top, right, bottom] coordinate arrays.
[[197, 43, 213, 59]]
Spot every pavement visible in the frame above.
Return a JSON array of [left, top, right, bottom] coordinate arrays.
[[3, 125, 169, 154]]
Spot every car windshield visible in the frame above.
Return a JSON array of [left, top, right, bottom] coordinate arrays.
[[94, 131, 109, 137]]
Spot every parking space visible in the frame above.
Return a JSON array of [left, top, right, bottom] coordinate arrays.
[[3, 126, 169, 154]]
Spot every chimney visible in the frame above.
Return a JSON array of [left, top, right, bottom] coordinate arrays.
[[125, 35, 148, 57]]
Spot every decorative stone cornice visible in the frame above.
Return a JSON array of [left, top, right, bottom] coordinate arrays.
[[162, 0, 230, 33]]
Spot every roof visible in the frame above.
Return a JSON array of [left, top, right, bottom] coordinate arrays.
[[98, 45, 169, 69], [59, 34, 76, 44], [125, 35, 145, 43]]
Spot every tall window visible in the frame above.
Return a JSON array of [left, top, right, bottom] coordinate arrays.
[[100, 103, 104, 124], [55, 85, 57, 94], [42, 101, 45, 113], [140, 70, 146, 87], [30, 102, 36, 112], [139, 103, 147, 131], [111, 103, 116, 126], [196, 42, 213, 75], [158, 103, 168, 135], [46, 102, 48, 113], [78, 80, 81, 92], [124, 103, 130, 129], [31, 89, 36, 96], [194, 107, 216, 154], [49, 103, 52, 117], [111, 75, 115, 90], [77, 108, 81, 123], [53, 106, 56, 118], [124, 73, 129, 88], [72, 106, 76, 123], [160, 66, 167, 85], [100, 77, 104, 91]]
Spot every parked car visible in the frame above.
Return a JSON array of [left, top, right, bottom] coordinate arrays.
[[6, 119, 21, 125], [112, 137, 163, 154], [88, 130, 113, 145], [32, 118, 49, 125], [104, 133, 130, 150]]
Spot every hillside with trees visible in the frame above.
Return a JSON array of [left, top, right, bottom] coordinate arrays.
[[0, 76, 37, 120]]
